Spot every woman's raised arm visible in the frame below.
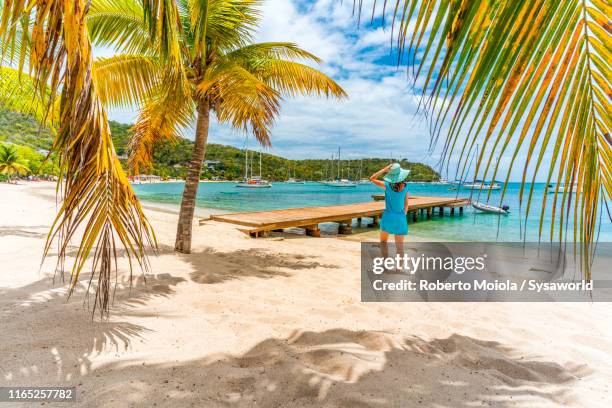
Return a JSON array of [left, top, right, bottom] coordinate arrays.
[[370, 165, 391, 189]]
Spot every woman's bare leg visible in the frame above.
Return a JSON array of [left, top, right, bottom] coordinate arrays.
[[380, 230, 389, 260], [394, 234, 405, 266]]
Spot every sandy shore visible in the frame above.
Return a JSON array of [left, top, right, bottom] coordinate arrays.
[[1, 181, 611, 407]]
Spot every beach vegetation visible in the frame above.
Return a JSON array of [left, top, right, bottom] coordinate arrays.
[[0, 144, 29, 182], [0, 108, 440, 181]]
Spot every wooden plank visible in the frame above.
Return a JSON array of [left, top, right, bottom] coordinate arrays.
[[444, 200, 470, 208]]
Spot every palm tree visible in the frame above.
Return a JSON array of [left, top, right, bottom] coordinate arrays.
[[0, 0, 156, 317], [0, 145, 29, 182], [86, 0, 346, 253], [365, 0, 610, 276]]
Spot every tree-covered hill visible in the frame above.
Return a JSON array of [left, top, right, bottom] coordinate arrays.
[[0, 108, 440, 181]]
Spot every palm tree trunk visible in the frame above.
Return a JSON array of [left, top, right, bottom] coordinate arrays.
[[175, 100, 210, 253]]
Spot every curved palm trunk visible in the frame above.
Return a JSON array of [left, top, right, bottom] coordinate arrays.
[[175, 100, 210, 253]]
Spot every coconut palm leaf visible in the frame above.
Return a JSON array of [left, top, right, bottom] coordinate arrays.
[[369, 0, 611, 277], [249, 59, 347, 98], [224, 42, 322, 63], [93, 55, 161, 108], [0, 66, 57, 129], [0, 0, 156, 318], [87, 0, 152, 55], [129, 71, 195, 173], [200, 64, 281, 145]]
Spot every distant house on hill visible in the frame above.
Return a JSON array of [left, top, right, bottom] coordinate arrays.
[[204, 160, 222, 170]]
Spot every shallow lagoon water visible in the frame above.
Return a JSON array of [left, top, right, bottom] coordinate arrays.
[[132, 181, 612, 242]]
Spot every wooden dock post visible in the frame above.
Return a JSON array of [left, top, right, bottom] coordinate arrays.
[[371, 215, 380, 227], [439, 207, 444, 216], [338, 219, 353, 234], [459, 206, 464, 215], [427, 208, 432, 218], [305, 225, 321, 237], [451, 207, 455, 215], [412, 211, 418, 222]]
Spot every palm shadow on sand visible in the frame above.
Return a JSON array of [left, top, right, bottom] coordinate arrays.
[[0, 271, 184, 388], [85, 328, 588, 407], [184, 247, 339, 284]]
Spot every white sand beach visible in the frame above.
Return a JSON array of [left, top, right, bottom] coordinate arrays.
[[1, 181, 611, 407]]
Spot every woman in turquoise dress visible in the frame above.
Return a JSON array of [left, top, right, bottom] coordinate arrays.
[[370, 163, 410, 246]]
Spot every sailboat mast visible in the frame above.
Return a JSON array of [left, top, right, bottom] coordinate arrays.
[[245, 149, 249, 180], [259, 150, 262, 178], [337, 147, 341, 180]]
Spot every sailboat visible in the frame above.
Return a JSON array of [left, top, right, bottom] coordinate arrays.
[[467, 145, 509, 213], [321, 147, 357, 187], [236, 149, 272, 188], [462, 180, 502, 190], [357, 159, 370, 184], [461, 145, 502, 190], [286, 166, 305, 184]]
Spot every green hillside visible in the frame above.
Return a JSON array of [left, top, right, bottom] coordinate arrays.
[[0, 108, 440, 181]]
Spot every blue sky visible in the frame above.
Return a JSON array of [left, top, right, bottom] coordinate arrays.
[[99, 0, 544, 181]]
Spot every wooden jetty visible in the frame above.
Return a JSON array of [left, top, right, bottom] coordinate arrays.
[[207, 196, 470, 237]]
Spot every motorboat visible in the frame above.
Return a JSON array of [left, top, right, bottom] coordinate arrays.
[[321, 179, 357, 187], [462, 181, 502, 190], [472, 201, 510, 214], [547, 183, 580, 194], [286, 178, 305, 184]]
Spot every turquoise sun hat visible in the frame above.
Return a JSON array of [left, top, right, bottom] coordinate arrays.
[[383, 163, 411, 183]]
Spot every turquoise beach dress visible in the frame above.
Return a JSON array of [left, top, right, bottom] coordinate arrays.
[[380, 182, 409, 235]]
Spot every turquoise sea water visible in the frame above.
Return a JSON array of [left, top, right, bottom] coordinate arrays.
[[132, 181, 612, 242]]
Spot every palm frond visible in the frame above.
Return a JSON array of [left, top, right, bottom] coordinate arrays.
[[93, 54, 160, 108], [129, 73, 195, 173], [200, 64, 280, 145], [225, 42, 321, 64], [372, 0, 611, 277], [250, 59, 347, 98], [141, 0, 183, 60], [0, 66, 57, 129], [1, 0, 156, 317], [185, 0, 261, 54], [87, 0, 152, 55]]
